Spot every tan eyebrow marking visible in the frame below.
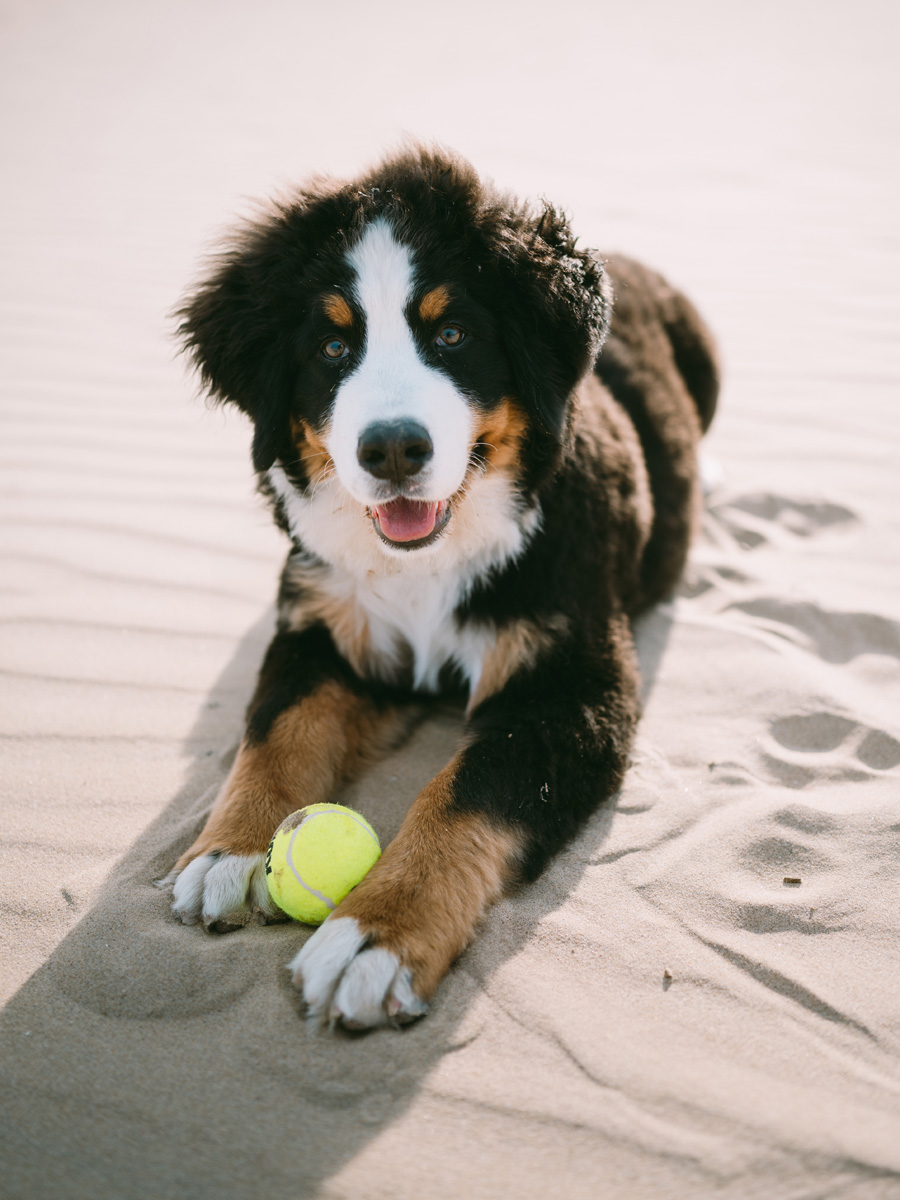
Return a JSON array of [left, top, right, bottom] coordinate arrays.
[[322, 293, 354, 327], [419, 285, 451, 323]]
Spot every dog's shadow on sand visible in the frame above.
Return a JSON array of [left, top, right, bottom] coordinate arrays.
[[0, 604, 674, 1200]]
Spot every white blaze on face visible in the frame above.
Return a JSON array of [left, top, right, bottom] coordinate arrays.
[[326, 219, 474, 505]]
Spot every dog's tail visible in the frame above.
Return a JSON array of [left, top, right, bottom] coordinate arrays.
[[596, 254, 719, 437], [593, 255, 721, 609], [660, 287, 719, 435]]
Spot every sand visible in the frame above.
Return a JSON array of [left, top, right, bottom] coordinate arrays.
[[2, 1, 899, 1196]]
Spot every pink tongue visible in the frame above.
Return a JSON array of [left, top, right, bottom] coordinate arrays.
[[375, 499, 439, 543]]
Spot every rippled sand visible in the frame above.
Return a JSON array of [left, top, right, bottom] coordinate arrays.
[[1, 1, 899, 1196]]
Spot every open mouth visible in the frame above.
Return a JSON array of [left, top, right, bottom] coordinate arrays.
[[369, 498, 451, 550]]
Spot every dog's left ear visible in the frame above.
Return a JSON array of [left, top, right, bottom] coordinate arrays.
[[175, 218, 299, 473], [496, 202, 611, 446]]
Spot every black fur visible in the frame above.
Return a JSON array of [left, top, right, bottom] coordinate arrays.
[[178, 148, 611, 489], [176, 146, 719, 993]]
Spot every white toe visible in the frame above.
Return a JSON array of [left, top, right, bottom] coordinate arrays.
[[387, 966, 429, 1024], [170, 852, 270, 926], [288, 916, 427, 1029], [289, 917, 366, 1017], [331, 947, 400, 1029], [200, 853, 265, 923], [171, 855, 214, 923], [249, 859, 280, 919]]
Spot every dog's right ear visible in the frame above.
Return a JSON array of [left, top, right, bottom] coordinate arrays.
[[176, 221, 298, 473]]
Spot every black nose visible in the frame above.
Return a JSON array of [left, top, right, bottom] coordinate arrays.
[[357, 420, 433, 484]]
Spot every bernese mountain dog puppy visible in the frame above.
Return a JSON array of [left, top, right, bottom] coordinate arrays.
[[168, 146, 718, 1030]]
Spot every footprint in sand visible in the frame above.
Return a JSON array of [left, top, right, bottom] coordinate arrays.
[[724, 597, 900, 664], [686, 492, 861, 602], [759, 711, 900, 789], [733, 833, 848, 935], [706, 802, 867, 944], [707, 492, 857, 551]]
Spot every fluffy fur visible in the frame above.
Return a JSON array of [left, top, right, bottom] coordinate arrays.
[[169, 146, 719, 1029]]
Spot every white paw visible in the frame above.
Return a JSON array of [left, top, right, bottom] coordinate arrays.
[[165, 852, 277, 928], [288, 917, 428, 1030]]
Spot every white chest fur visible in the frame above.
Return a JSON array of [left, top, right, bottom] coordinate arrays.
[[267, 464, 540, 694], [310, 565, 492, 692]]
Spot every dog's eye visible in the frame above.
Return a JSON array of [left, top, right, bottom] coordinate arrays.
[[436, 325, 465, 348], [321, 338, 349, 360]]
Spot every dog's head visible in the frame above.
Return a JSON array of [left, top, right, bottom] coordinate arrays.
[[178, 147, 609, 564]]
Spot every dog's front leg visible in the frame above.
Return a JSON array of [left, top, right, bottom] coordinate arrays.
[[165, 627, 408, 929], [292, 616, 640, 1029]]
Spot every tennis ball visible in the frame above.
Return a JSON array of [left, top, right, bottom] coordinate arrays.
[[265, 804, 381, 925]]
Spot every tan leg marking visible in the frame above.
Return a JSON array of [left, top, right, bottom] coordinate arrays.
[[335, 757, 523, 998], [175, 682, 409, 868], [322, 293, 354, 327], [468, 615, 568, 713], [473, 398, 529, 474], [418, 284, 451, 324]]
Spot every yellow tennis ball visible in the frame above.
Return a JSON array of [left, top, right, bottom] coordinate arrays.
[[265, 804, 381, 925]]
